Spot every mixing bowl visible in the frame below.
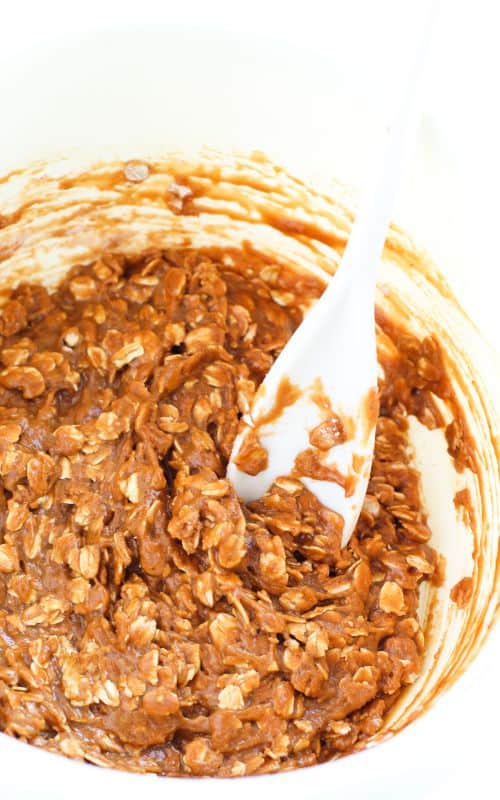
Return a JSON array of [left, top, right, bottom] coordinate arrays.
[[0, 19, 498, 800]]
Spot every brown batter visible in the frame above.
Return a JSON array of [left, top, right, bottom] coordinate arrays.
[[0, 248, 443, 776]]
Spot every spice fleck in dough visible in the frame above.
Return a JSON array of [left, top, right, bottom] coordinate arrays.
[[0, 249, 442, 776]]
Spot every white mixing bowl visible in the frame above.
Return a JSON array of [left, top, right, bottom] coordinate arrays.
[[0, 19, 498, 800]]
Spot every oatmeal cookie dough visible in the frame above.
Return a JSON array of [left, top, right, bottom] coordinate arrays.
[[0, 248, 441, 776]]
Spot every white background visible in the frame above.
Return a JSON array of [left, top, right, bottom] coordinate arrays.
[[1, 1, 499, 798]]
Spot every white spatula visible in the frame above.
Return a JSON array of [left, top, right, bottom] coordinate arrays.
[[228, 11, 435, 546]]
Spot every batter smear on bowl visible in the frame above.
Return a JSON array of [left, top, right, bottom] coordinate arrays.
[[0, 247, 446, 776]]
